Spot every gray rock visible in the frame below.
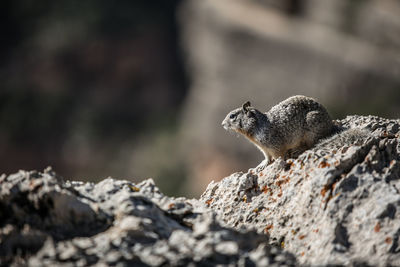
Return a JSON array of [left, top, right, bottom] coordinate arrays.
[[2, 115, 399, 266], [201, 115, 400, 265], [0, 167, 294, 266]]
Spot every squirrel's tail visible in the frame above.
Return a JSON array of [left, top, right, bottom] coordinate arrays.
[[314, 127, 371, 156], [331, 120, 345, 135]]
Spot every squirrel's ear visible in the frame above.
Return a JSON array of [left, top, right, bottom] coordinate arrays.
[[242, 101, 251, 112]]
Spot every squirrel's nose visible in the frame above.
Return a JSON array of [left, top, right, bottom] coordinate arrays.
[[221, 119, 229, 130]]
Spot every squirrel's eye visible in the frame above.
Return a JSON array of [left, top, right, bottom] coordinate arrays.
[[229, 114, 236, 119]]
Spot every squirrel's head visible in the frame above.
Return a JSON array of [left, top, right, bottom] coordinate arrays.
[[222, 101, 263, 136]]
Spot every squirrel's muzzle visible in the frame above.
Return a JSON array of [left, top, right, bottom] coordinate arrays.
[[222, 120, 229, 130]]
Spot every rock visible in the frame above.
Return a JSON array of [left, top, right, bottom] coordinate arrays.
[[0, 169, 295, 266], [1, 115, 399, 266], [201, 115, 400, 265]]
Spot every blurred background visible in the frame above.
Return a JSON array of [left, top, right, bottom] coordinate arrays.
[[1, 0, 400, 197]]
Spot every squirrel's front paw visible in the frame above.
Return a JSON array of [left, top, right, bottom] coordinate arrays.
[[255, 158, 272, 172]]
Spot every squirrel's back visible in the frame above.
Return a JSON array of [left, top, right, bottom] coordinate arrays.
[[264, 96, 334, 156], [267, 95, 332, 133]]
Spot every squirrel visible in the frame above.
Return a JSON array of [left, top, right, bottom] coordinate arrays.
[[222, 95, 335, 163]]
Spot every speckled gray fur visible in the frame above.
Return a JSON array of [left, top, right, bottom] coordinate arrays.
[[222, 95, 334, 162]]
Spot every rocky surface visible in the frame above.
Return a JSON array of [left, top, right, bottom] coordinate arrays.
[[201, 115, 400, 265], [0, 169, 294, 266], [1, 115, 400, 266]]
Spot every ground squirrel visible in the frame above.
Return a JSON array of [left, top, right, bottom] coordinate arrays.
[[222, 95, 335, 163]]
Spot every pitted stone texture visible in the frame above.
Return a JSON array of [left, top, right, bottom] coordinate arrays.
[[2, 115, 399, 266], [0, 169, 295, 266], [201, 115, 400, 265]]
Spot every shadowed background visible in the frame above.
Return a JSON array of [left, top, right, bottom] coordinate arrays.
[[1, 0, 400, 196]]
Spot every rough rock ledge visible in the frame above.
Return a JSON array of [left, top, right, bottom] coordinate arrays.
[[202, 115, 400, 266], [0, 171, 294, 266], [1, 115, 400, 266]]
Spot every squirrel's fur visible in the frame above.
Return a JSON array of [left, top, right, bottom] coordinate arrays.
[[222, 95, 335, 163]]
